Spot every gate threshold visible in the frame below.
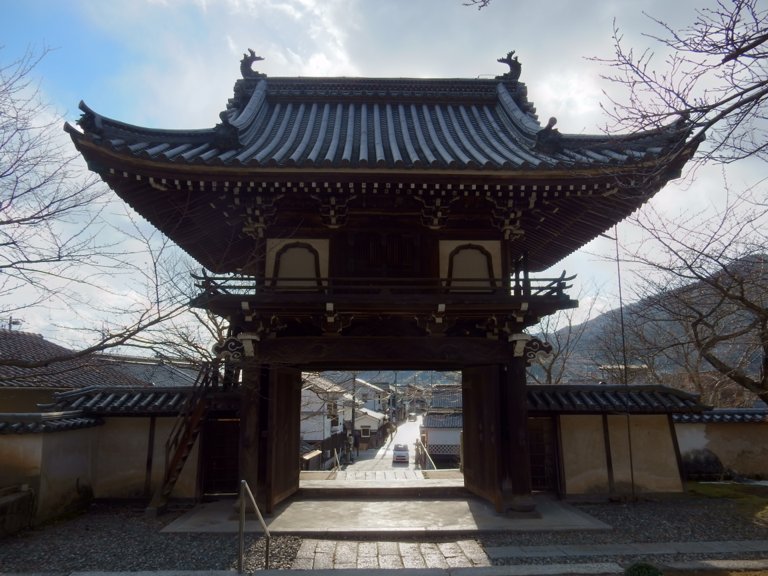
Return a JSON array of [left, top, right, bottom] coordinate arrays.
[[299, 469, 467, 499]]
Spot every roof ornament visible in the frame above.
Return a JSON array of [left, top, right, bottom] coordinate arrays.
[[75, 101, 103, 135], [214, 111, 241, 150], [535, 116, 563, 155], [496, 50, 522, 81], [240, 48, 266, 79]]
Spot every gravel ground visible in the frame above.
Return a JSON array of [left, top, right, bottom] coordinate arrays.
[[479, 495, 768, 568], [1, 495, 767, 572], [0, 502, 301, 572]]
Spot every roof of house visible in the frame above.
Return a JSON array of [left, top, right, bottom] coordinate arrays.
[[430, 388, 462, 410], [527, 384, 704, 414], [34, 383, 705, 426], [0, 330, 151, 389], [674, 408, 768, 424], [39, 386, 193, 415], [97, 355, 199, 387], [302, 372, 345, 395], [0, 412, 102, 435], [357, 406, 386, 421], [423, 412, 463, 428]]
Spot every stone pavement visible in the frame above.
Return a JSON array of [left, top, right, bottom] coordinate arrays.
[[290, 538, 768, 572], [291, 538, 491, 570]]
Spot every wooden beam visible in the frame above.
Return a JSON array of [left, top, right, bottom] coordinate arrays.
[[246, 336, 515, 369]]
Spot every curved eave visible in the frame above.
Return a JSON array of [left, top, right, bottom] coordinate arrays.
[[67, 124, 691, 183]]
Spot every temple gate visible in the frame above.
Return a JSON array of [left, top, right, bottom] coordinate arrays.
[[67, 50, 697, 513]]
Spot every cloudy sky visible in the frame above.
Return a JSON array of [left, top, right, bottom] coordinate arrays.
[[2, 0, 757, 339]]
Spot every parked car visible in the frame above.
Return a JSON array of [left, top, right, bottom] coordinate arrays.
[[407, 412, 417, 422], [392, 443, 409, 464]]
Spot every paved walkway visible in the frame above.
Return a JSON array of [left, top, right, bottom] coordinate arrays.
[[291, 538, 768, 573], [147, 432, 768, 574]]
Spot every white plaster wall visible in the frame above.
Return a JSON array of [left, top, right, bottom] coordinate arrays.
[[93, 417, 152, 498], [425, 428, 461, 445], [300, 413, 328, 442], [38, 428, 95, 522], [560, 415, 609, 494], [608, 414, 681, 493], [674, 422, 708, 452], [93, 416, 198, 500], [675, 422, 768, 477], [0, 434, 42, 489]]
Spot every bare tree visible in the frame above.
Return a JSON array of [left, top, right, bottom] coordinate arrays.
[[596, 0, 767, 165], [623, 187, 768, 404], [1, 48, 104, 313], [0, 47, 195, 368], [526, 288, 600, 385], [463, 0, 492, 8]]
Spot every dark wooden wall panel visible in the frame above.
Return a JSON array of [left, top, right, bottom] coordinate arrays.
[[462, 365, 503, 511]]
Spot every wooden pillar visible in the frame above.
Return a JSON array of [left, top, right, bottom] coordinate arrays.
[[239, 362, 264, 509], [500, 355, 535, 513]]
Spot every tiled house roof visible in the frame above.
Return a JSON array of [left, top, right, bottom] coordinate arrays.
[[96, 355, 199, 387], [527, 385, 704, 414], [674, 409, 768, 424], [40, 386, 193, 415], [0, 330, 150, 389], [430, 387, 462, 410], [33, 384, 706, 425], [0, 412, 102, 435], [423, 413, 463, 428]]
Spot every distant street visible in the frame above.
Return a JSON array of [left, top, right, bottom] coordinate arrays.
[[345, 415, 422, 471]]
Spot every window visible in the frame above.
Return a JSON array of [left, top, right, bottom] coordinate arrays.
[[361, 426, 371, 438], [447, 244, 495, 291], [273, 242, 322, 290], [327, 402, 339, 427]]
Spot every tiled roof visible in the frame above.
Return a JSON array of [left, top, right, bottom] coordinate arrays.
[[0, 412, 102, 435], [430, 388, 463, 410], [527, 385, 704, 414], [40, 386, 192, 414], [674, 409, 768, 424], [38, 384, 705, 418], [423, 413, 463, 428], [302, 373, 345, 395], [0, 331, 151, 389], [96, 355, 199, 387], [69, 76, 689, 172]]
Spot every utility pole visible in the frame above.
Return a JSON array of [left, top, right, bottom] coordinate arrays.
[[351, 372, 356, 448]]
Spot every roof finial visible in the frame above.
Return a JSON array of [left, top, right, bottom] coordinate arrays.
[[496, 50, 522, 81], [240, 48, 265, 79]]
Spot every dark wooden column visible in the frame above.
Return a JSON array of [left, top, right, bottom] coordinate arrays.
[[500, 355, 535, 512], [239, 362, 264, 508]]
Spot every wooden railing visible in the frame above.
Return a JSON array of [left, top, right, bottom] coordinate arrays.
[[193, 271, 574, 300]]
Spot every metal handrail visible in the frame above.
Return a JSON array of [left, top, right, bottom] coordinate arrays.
[[238, 479, 271, 573], [414, 438, 439, 471]]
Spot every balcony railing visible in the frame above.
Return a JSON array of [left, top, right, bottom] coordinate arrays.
[[193, 271, 575, 301]]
